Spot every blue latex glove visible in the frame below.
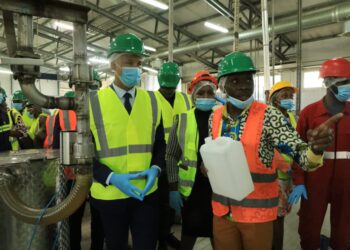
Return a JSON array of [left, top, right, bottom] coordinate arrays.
[[169, 191, 183, 215], [288, 185, 308, 205], [109, 173, 143, 201], [138, 166, 160, 197]]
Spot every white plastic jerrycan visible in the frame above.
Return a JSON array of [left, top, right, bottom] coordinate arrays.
[[200, 136, 254, 201]]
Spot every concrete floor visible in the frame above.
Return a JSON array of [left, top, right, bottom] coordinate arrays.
[[80, 202, 331, 250]]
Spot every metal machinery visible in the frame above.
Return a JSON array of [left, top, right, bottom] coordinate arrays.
[[0, 0, 94, 249]]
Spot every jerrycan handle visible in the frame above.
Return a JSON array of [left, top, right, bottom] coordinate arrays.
[[204, 137, 213, 144]]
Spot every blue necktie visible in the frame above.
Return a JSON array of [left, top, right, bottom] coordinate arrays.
[[124, 93, 132, 114]]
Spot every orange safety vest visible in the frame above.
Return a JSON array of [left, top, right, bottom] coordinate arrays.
[[211, 101, 278, 223], [44, 110, 77, 179], [44, 110, 76, 149]]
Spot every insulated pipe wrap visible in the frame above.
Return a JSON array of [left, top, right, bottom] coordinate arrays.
[[0, 174, 91, 225]]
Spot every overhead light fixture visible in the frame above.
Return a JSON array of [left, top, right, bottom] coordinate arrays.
[[204, 0, 234, 21], [54, 21, 74, 31], [88, 57, 109, 65], [0, 69, 13, 75], [204, 21, 229, 33], [142, 66, 158, 74], [144, 45, 157, 52], [138, 0, 168, 10], [59, 66, 70, 72], [87, 46, 96, 52]]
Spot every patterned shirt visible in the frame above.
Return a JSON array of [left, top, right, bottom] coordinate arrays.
[[208, 103, 322, 170], [9, 108, 27, 137]]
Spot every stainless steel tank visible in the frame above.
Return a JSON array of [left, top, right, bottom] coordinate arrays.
[[0, 149, 59, 250]]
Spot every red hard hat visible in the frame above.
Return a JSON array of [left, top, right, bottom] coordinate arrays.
[[188, 71, 218, 94], [319, 57, 350, 78]]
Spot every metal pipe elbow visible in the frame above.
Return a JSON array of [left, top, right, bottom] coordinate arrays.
[[20, 77, 75, 110], [0, 174, 91, 225]]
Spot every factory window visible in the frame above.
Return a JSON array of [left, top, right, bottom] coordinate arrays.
[[254, 74, 281, 102], [303, 71, 323, 88]]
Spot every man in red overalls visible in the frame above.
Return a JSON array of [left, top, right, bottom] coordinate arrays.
[[290, 57, 350, 250]]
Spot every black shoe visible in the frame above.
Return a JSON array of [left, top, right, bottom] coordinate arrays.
[[166, 233, 181, 250]]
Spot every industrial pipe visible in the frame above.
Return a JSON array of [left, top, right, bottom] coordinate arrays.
[[168, 0, 174, 62], [271, 0, 275, 84], [0, 0, 92, 227], [261, 0, 271, 91], [296, 0, 302, 113], [72, 11, 94, 166], [0, 174, 91, 225], [149, 2, 350, 59], [16, 14, 75, 110], [233, 0, 240, 51], [20, 77, 75, 109]]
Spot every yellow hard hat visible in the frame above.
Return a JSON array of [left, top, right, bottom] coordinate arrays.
[[269, 81, 298, 99]]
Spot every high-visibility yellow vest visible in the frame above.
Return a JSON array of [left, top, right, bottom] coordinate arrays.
[[28, 113, 48, 141], [0, 110, 19, 150], [176, 109, 199, 197], [22, 107, 34, 129], [89, 87, 161, 200], [277, 111, 297, 180], [155, 91, 192, 143], [9, 109, 21, 150]]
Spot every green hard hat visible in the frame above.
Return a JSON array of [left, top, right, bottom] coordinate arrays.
[[107, 33, 148, 58], [13, 90, 27, 101], [64, 91, 75, 97], [0, 87, 7, 97], [93, 69, 101, 82], [218, 51, 257, 81], [158, 62, 180, 88]]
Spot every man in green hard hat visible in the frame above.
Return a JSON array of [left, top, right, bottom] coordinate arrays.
[[26, 100, 48, 148], [207, 51, 341, 249], [12, 89, 36, 130], [156, 62, 192, 142], [155, 62, 191, 250], [90, 33, 166, 249], [12, 90, 27, 113], [0, 87, 28, 151]]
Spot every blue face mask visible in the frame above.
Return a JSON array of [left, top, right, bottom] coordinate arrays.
[[0, 94, 5, 104], [227, 95, 254, 110], [27, 111, 34, 119], [279, 99, 295, 110], [12, 102, 24, 111], [195, 98, 216, 111], [334, 84, 350, 102], [119, 67, 141, 87], [215, 95, 227, 104]]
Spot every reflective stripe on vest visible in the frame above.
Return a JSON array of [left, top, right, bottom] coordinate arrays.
[[211, 102, 279, 223], [89, 88, 161, 200], [90, 90, 157, 158], [176, 109, 198, 197], [0, 113, 12, 132], [44, 115, 57, 149], [324, 151, 350, 160], [59, 110, 76, 131], [59, 110, 77, 131], [156, 91, 192, 143], [212, 193, 279, 208], [2, 110, 19, 150], [180, 92, 191, 110]]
